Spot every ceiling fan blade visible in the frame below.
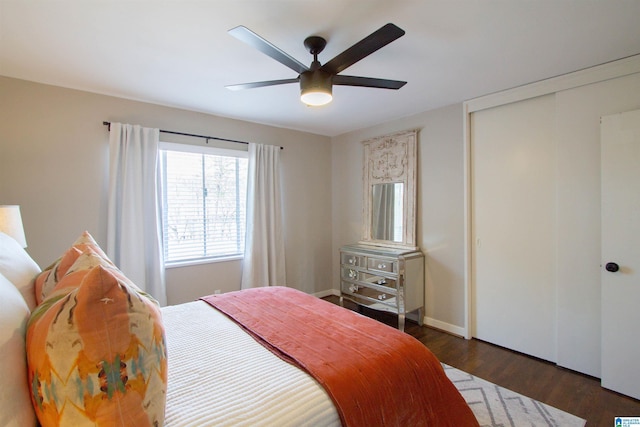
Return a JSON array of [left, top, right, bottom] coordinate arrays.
[[228, 26, 309, 75], [321, 23, 405, 75], [225, 78, 299, 91], [333, 75, 406, 89]]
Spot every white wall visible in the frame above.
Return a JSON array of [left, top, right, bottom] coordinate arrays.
[[331, 104, 467, 333], [0, 76, 332, 305]]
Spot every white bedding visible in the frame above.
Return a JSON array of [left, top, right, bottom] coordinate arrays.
[[162, 300, 341, 427]]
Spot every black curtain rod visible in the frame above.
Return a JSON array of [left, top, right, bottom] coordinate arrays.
[[102, 121, 283, 149]]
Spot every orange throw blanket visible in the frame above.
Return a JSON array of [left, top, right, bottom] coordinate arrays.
[[201, 287, 478, 427]]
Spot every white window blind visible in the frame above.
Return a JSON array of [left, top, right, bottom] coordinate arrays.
[[160, 143, 248, 264]]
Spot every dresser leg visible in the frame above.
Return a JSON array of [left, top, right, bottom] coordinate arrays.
[[417, 307, 424, 326], [339, 295, 344, 307], [398, 314, 405, 332]]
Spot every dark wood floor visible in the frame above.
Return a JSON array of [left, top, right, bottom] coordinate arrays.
[[325, 296, 640, 427]]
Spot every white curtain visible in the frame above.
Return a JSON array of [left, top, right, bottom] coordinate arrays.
[[107, 123, 167, 305], [241, 143, 286, 289]]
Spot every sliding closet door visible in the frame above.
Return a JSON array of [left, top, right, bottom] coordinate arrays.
[[601, 109, 640, 399], [471, 94, 556, 362]]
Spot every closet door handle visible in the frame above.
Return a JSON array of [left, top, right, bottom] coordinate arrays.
[[605, 262, 620, 273]]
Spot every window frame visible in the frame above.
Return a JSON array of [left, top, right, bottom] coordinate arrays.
[[159, 141, 248, 268]]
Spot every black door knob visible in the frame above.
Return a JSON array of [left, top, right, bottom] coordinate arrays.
[[605, 262, 620, 273]]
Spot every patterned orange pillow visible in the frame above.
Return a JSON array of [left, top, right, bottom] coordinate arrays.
[[26, 265, 167, 427], [34, 231, 113, 304], [45, 248, 142, 300]]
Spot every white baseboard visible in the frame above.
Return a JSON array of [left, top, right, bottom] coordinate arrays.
[[424, 317, 467, 338]]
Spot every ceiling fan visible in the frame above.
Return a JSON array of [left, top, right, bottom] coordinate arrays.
[[226, 23, 407, 106]]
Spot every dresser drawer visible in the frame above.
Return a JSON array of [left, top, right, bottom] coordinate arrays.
[[341, 281, 396, 304], [341, 268, 397, 289], [341, 252, 365, 267], [361, 271, 396, 288], [341, 266, 359, 281], [367, 257, 396, 273]]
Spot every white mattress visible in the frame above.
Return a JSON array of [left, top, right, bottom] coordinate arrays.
[[161, 300, 341, 427]]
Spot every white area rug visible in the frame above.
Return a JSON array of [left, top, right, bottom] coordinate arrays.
[[444, 364, 586, 427]]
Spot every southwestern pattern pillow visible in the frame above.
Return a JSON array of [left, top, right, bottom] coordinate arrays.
[[26, 265, 167, 427], [44, 248, 143, 300], [34, 231, 112, 305]]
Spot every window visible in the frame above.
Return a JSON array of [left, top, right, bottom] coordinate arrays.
[[160, 142, 248, 265]]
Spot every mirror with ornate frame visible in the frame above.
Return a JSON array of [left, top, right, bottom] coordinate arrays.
[[361, 129, 417, 249]]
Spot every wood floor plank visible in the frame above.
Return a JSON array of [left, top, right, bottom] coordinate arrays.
[[325, 296, 640, 426]]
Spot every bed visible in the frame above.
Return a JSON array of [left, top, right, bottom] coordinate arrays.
[[0, 230, 479, 427]]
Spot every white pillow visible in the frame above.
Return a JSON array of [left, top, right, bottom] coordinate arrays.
[[0, 232, 40, 310], [0, 272, 37, 426]]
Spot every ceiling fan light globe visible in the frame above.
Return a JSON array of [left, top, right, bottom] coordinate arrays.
[[301, 91, 333, 106]]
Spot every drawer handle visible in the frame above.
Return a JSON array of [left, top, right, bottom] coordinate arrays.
[[377, 263, 386, 269], [348, 259, 354, 264]]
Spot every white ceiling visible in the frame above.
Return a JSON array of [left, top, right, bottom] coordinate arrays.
[[1, 0, 639, 137]]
